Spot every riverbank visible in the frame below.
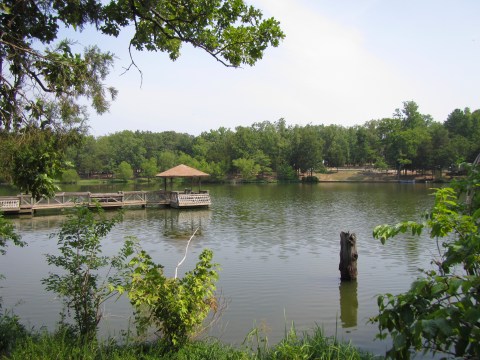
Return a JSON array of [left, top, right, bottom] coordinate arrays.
[[314, 168, 449, 183], [0, 318, 377, 360], [50, 169, 450, 188]]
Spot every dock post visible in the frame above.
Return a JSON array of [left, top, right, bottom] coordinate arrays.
[[339, 231, 358, 281]]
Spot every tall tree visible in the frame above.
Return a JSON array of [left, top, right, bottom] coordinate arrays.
[[470, 110, 480, 161], [107, 131, 146, 171], [394, 100, 431, 130], [232, 126, 261, 160], [251, 120, 285, 172], [66, 135, 103, 177], [289, 125, 323, 175], [116, 161, 133, 181], [198, 127, 234, 169], [0, 0, 284, 198], [140, 157, 158, 182], [350, 125, 377, 166], [157, 150, 177, 171], [444, 108, 473, 139], [321, 125, 349, 169], [428, 123, 453, 170]]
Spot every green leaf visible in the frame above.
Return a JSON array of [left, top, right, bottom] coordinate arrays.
[[421, 319, 438, 337], [393, 333, 406, 349], [464, 308, 480, 324], [431, 282, 446, 295], [435, 318, 453, 337], [447, 277, 463, 295]]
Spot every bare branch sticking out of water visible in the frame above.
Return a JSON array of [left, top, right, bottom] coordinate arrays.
[[174, 227, 199, 279]]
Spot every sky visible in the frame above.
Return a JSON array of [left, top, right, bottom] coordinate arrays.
[[69, 1, 480, 136]]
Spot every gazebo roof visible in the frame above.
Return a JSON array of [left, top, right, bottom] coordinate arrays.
[[156, 164, 210, 178]]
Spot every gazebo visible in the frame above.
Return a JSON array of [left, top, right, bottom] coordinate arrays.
[[156, 164, 211, 208]]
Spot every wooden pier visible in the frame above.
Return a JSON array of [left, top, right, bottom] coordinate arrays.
[[169, 190, 211, 208], [0, 190, 211, 215]]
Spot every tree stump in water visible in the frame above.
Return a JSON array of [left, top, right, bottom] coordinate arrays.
[[339, 231, 358, 281]]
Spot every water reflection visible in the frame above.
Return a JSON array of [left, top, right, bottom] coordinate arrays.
[[11, 213, 67, 231], [339, 280, 358, 328], [161, 209, 212, 238]]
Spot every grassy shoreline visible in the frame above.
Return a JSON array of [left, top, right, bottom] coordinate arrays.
[[313, 168, 451, 183], [69, 169, 450, 186], [0, 318, 379, 360]]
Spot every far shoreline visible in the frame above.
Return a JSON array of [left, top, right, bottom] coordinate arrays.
[[311, 168, 451, 183]]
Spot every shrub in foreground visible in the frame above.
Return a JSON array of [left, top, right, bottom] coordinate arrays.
[[371, 163, 480, 359], [0, 310, 27, 356]]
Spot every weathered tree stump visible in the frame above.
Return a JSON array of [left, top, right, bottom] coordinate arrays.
[[339, 231, 358, 281]]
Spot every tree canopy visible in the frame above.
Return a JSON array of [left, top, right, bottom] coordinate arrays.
[[58, 102, 480, 184], [0, 0, 285, 198]]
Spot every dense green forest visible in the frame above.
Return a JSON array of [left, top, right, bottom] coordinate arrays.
[[66, 101, 480, 182]]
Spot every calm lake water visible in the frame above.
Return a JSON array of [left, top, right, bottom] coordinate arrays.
[[0, 182, 439, 356]]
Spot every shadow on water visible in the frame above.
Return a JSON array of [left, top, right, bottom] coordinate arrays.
[[339, 280, 358, 329]]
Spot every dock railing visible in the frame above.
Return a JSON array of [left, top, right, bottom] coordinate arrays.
[[0, 198, 20, 211], [0, 190, 174, 214], [0, 190, 210, 214], [170, 190, 211, 208]]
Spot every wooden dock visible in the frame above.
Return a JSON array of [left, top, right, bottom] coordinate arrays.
[[0, 190, 211, 215], [169, 190, 211, 208]]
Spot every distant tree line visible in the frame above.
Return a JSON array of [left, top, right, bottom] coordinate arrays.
[[66, 101, 480, 181]]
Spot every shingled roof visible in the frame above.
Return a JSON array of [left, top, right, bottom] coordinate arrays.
[[156, 164, 210, 178]]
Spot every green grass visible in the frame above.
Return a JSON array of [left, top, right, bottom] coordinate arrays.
[[2, 334, 247, 360], [1, 323, 379, 360], [1, 310, 378, 359], [55, 178, 105, 185], [245, 326, 378, 360]]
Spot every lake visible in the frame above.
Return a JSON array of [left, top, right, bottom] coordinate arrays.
[[0, 182, 438, 356]]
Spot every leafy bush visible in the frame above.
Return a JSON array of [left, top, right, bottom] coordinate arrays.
[[116, 161, 134, 181], [232, 158, 261, 181], [0, 310, 27, 356], [371, 165, 480, 359], [127, 248, 219, 348], [301, 175, 319, 183], [315, 163, 328, 174], [42, 206, 135, 340], [61, 169, 80, 184], [0, 213, 24, 255], [276, 163, 297, 181]]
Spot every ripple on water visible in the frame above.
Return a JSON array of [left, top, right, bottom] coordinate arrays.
[[0, 183, 436, 357]]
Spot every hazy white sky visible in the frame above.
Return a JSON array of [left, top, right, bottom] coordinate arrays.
[[73, 1, 480, 136]]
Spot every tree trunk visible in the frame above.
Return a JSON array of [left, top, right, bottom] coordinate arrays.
[[339, 231, 358, 281]]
